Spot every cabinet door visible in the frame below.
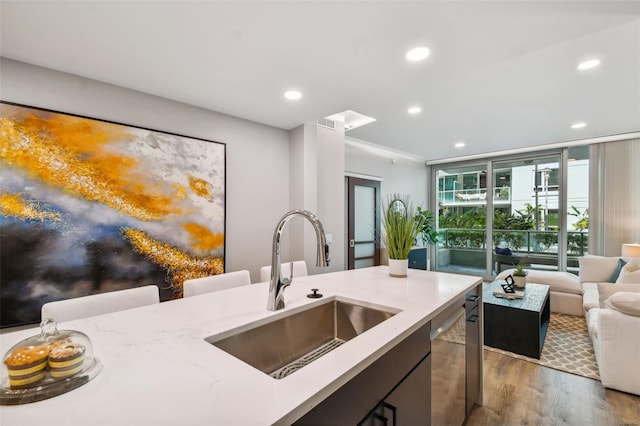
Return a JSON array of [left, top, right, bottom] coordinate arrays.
[[360, 355, 431, 426], [295, 324, 430, 425], [385, 354, 431, 424]]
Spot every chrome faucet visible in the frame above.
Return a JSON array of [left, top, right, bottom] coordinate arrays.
[[267, 209, 330, 311]]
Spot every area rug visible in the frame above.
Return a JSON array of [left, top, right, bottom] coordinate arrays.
[[438, 312, 600, 381]]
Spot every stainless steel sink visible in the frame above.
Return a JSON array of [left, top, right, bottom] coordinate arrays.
[[205, 299, 398, 379]]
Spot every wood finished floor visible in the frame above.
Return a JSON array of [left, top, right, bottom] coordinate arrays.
[[464, 349, 640, 426]]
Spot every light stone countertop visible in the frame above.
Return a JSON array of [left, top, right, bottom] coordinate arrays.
[[0, 266, 481, 426]]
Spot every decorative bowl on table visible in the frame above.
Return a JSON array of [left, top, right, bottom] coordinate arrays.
[[1, 318, 102, 405]]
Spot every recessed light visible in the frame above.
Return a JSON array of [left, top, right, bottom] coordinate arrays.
[[577, 59, 600, 71], [454, 142, 465, 148], [284, 90, 302, 100], [406, 46, 430, 62], [571, 122, 586, 129], [408, 106, 421, 114]]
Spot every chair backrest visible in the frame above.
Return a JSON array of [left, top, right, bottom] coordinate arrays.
[[183, 270, 251, 298], [259, 260, 308, 282], [41, 285, 160, 323]]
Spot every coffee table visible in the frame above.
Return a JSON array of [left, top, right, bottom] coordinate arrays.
[[483, 281, 550, 359]]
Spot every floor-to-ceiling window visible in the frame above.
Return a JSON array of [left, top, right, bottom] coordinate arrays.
[[435, 163, 489, 276], [492, 155, 561, 275], [432, 146, 589, 279], [566, 146, 589, 263]]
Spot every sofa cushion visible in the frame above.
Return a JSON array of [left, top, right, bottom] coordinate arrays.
[[579, 255, 620, 283], [609, 258, 627, 282], [582, 283, 600, 312], [496, 268, 581, 294], [598, 282, 640, 308], [605, 292, 640, 317], [616, 260, 640, 284], [495, 246, 513, 256], [586, 308, 599, 340]]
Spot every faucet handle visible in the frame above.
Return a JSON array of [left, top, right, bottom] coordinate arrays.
[[324, 244, 331, 266]]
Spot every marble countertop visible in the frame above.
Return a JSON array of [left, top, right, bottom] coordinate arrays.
[[1, 266, 481, 425]]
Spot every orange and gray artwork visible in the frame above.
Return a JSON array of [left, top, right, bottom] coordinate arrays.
[[0, 102, 225, 327]]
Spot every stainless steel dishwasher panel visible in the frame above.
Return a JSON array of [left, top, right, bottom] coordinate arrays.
[[430, 305, 466, 426]]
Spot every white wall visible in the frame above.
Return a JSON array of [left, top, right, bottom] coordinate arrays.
[[0, 58, 290, 283], [345, 141, 428, 208], [288, 122, 346, 274], [345, 140, 428, 264], [315, 123, 346, 274]]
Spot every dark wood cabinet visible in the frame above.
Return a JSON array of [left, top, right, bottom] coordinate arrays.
[[294, 323, 431, 425], [295, 283, 483, 426], [360, 355, 431, 425]]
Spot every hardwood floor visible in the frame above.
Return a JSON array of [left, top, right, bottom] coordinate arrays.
[[465, 349, 640, 426]]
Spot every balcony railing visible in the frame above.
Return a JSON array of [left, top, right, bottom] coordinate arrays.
[[439, 187, 511, 204], [438, 228, 588, 256]]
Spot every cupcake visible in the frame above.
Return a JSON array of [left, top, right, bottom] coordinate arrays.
[[48, 342, 85, 379], [4, 345, 51, 388]]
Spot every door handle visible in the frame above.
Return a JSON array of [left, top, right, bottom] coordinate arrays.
[[372, 413, 388, 425], [381, 402, 397, 425], [350, 239, 355, 247]]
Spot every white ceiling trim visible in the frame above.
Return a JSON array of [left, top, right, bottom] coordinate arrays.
[[426, 132, 640, 166]]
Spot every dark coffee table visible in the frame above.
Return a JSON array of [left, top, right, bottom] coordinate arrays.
[[483, 281, 550, 359]]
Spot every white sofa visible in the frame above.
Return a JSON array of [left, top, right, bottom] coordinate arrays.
[[497, 255, 640, 395], [495, 268, 584, 316], [579, 255, 640, 395]]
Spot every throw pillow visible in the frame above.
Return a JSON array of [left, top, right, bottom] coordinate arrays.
[[605, 292, 640, 317], [616, 260, 640, 284], [579, 255, 620, 283], [608, 258, 628, 283], [598, 282, 640, 308], [495, 247, 513, 256]]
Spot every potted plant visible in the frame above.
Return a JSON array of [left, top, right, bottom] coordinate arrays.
[[382, 194, 425, 277], [512, 263, 528, 289], [415, 206, 438, 270]]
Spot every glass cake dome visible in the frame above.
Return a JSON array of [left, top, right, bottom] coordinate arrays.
[[1, 318, 102, 405]]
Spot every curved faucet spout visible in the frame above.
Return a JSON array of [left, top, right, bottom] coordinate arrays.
[[267, 209, 329, 311]]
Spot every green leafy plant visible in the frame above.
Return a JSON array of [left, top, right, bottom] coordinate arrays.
[[382, 194, 425, 260], [503, 231, 525, 250], [415, 206, 439, 246], [513, 263, 528, 277], [568, 232, 588, 255], [568, 206, 589, 231], [536, 232, 557, 251]]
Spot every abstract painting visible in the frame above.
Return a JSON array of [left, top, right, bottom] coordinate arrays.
[[0, 102, 225, 328]]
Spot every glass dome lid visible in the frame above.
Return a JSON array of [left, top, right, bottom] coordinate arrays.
[[1, 318, 102, 405]]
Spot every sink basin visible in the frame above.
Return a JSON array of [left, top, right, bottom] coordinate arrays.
[[205, 298, 398, 379]]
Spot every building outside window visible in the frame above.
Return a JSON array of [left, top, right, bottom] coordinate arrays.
[[433, 146, 589, 278]]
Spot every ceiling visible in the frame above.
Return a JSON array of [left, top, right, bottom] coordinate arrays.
[[1, 1, 639, 162]]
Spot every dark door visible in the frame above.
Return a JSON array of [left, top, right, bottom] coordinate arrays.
[[347, 177, 381, 269]]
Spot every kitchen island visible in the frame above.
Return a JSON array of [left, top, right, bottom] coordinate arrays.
[[0, 266, 482, 425]]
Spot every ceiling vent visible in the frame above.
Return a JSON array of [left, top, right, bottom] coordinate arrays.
[[317, 118, 336, 129], [326, 110, 376, 131]]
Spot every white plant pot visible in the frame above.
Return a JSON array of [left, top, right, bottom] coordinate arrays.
[[388, 258, 408, 278], [513, 275, 527, 289]]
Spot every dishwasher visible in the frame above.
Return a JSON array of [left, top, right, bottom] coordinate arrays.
[[430, 301, 467, 426]]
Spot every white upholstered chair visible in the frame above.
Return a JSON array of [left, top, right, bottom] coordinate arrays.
[[41, 285, 160, 323], [259, 260, 308, 283], [183, 270, 251, 298]]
